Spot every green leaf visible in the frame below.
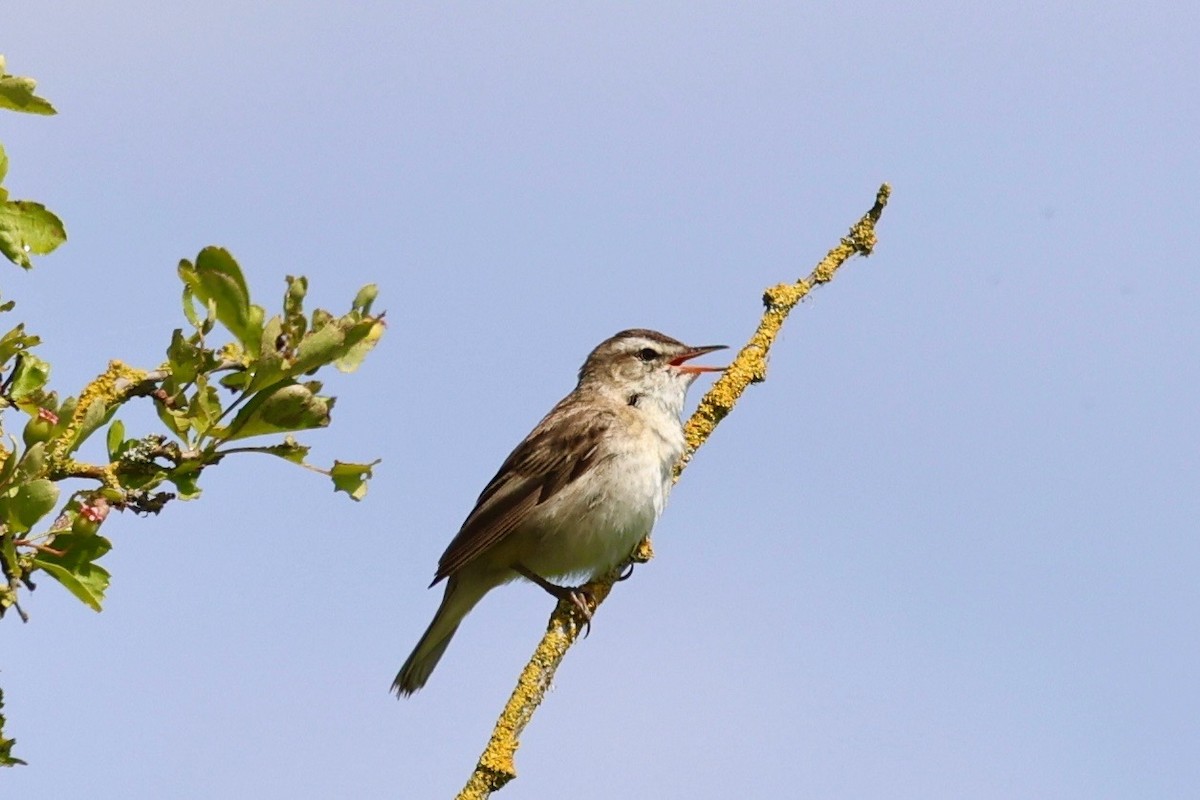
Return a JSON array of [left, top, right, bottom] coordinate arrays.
[[0, 322, 39, 365], [32, 533, 112, 611], [336, 319, 385, 373], [0, 68, 57, 115], [106, 419, 126, 461], [260, 314, 284, 354], [154, 394, 191, 441], [246, 315, 287, 393], [287, 314, 383, 377], [167, 463, 203, 500], [284, 275, 308, 326], [55, 396, 77, 429], [8, 352, 49, 401], [185, 378, 222, 438], [0, 201, 67, 268], [330, 459, 380, 501], [116, 467, 168, 493], [15, 442, 45, 482], [352, 283, 378, 314], [7, 478, 60, 533], [310, 308, 334, 332], [0, 445, 18, 488], [0, 143, 8, 184], [178, 248, 263, 354], [225, 435, 311, 464], [166, 329, 200, 384], [0, 202, 65, 255], [218, 370, 251, 391], [181, 285, 204, 331], [290, 322, 346, 376], [219, 381, 333, 442]]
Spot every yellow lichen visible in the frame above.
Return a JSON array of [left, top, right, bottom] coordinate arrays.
[[47, 360, 148, 475]]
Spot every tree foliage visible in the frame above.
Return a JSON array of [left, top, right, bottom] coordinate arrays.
[[0, 55, 384, 766]]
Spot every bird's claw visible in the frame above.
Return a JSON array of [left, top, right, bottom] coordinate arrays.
[[565, 588, 594, 637], [615, 560, 635, 582]]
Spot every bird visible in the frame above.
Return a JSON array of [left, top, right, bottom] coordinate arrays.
[[392, 329, 726, 696]]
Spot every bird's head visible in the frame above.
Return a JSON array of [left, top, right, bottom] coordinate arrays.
[[577, 329, 727, 414]]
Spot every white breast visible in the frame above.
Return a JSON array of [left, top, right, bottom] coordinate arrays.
[[521, 401, 685, 580]]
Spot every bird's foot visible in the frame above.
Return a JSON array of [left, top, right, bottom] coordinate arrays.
[[514, 563, 595, 637], [562, 587, 594, 638]]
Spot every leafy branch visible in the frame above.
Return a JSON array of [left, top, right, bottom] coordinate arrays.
[[0, 248, 385, 619], [455, 184, 892, 799], [0, 55, 384, 766]]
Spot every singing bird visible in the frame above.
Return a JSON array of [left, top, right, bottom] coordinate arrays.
[[393, 329, 725, 695]]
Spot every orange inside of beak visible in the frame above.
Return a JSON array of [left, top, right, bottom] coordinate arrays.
[[670, 345, 728, 374]]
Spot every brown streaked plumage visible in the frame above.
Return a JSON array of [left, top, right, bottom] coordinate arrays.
[[433, 401, 616, 582]]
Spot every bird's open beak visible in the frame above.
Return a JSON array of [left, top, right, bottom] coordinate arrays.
[[670, 344, 729, 374]]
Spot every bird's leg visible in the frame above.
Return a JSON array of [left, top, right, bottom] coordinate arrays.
[[513, 563, 594, 637]]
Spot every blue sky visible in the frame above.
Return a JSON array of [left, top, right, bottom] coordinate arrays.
[[4, 3, 1198, 798]]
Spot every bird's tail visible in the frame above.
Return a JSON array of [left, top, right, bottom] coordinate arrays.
[[392, 576, 488, 697]]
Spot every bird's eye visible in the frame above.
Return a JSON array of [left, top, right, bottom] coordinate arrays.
[[636, 348, 658, 362]]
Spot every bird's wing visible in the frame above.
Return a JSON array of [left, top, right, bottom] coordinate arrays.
[[433, 399, 615, 583]]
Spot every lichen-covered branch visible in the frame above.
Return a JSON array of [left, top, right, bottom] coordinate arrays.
[[44, 360, 150, 487], [678, 183, 890, 470], [455, 183, 891, 799]]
